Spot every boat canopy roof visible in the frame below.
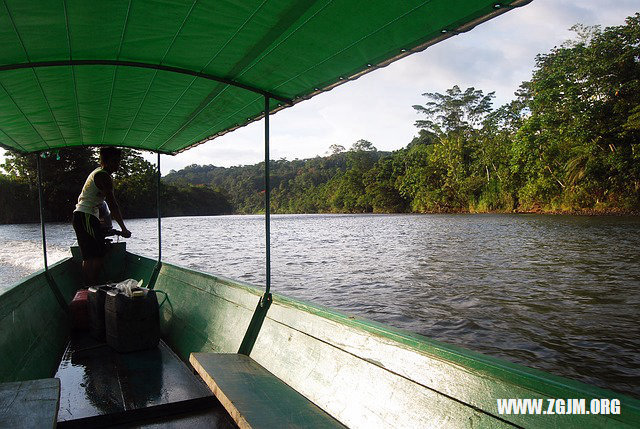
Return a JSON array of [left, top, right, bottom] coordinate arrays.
[[0, 0, 528, 155]]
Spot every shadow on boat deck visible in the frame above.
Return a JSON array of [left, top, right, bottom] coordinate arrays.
[[55, 332, 236, 428]]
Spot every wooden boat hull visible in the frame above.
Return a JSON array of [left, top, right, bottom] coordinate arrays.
[[1, 243, 638, 428]]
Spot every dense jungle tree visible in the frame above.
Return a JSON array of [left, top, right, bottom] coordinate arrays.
[[0, 149, 232, 223]]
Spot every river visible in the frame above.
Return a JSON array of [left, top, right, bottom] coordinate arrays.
[[1, 213, 638, 397]]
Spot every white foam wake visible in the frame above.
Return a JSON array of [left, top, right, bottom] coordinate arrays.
[[0, 240, 71, 287]]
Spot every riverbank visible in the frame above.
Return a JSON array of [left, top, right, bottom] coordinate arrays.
[[3, 206, 640, 225], [248, 206, 640, 217], [471, 205, 640, 216]]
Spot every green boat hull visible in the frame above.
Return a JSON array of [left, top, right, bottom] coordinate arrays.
[[1, 243, 638, 428]]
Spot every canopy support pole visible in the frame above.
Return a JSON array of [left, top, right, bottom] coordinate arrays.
[[36, 154, 48, 272], [157, 151, 162, 263], [238, 96, 273, 355], [36, 153, 68, 313], [149, 151, 162, 289], [264, 96, 271, 298]]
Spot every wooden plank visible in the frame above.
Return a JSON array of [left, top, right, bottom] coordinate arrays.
[[57, 397, 219, 429], [150, 261, 259, 360], [190, 353, 345, 429], [132, 405, 236, 429], [0, 378, 60, 428], [251, 298, 640, 428], [251, 318, 515, 428]]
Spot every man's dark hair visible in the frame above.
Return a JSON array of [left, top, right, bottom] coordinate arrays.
[[99, 147, 122, 162]]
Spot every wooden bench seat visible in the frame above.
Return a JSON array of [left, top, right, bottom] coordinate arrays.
[[0, 378, 60, 428], [190, 353, 344, 429]]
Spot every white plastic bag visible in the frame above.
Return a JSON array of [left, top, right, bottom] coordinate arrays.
[[115, 279, 144, 297]]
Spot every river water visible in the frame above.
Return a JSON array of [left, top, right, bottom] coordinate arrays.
[[1, 213, 638, 397]]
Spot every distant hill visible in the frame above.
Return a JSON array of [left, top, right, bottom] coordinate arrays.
[[164, 146, 392, 213]]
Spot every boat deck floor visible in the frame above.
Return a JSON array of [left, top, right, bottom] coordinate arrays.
[[54, 333, 236, 428]]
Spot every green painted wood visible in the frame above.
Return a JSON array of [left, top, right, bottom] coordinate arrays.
[[49, 257, 83, 303], [124, 254, 264, 362], [252, 318, 516, 428], [117, 251, 639, 428], [3, 247, 638, 428], [0, 378, 60, 428], [190, 353, 344, 429], [0, 244, 129, 383], [237, 293, 272, 356], [251, 295, 640, 428], [44, 272, 70, 314], [124, 252, 158, 288], [0, 257, 77, 322], [0, 259, 74, 382]]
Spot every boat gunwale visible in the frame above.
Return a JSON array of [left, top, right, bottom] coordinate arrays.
[[4, 251, 639, 410], [2, 250, 638, 426], [130, 251, 640, 412], [0, 256, 73, 309]]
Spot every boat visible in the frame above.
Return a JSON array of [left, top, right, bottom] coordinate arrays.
[[0, 1, 638, 428]]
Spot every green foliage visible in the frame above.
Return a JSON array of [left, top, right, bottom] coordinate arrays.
[[113, 152, 233, 218], [167, 5, 640, 219], [512, 14, 640, 210], [0, 174, 37, 223], [0, 149, 232, 223], [165, 148, 389, 214], [413, 85, 495, 137], [364, 156, 408, 213], [1, 148, 96, 222]]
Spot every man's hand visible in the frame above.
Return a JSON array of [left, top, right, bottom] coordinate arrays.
[[121, 229, 132, 238]]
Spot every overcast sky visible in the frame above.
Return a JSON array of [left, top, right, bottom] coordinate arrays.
[[0, 1, 638, 173]]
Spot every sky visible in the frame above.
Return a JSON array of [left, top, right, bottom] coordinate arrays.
[[0, 1, 638, 174]]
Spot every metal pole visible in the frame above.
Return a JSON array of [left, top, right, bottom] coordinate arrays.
[[35, 152, 67, 312], [264, 96, 271, 296], [237, 97, 274, 353], [157, 151, 162, 263], [36, 154, 48, 271]]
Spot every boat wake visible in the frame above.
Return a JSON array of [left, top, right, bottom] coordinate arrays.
[[0, 240, 71, 290]]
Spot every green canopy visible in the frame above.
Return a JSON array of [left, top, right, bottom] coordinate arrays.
[[0, 0, 529, 155]]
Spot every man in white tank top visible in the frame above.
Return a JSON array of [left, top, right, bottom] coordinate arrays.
[[72, 147, 132, 286]]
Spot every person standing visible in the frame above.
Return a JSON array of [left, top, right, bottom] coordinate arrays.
[[72, 147, 131, 286]]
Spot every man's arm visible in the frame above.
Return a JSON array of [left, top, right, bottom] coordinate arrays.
[[95, 171, 131, 238]]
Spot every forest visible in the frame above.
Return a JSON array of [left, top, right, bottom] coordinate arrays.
[[166, 17, 640, 215], [1, 15, 639, 222], [0, 148, 232, 224]]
